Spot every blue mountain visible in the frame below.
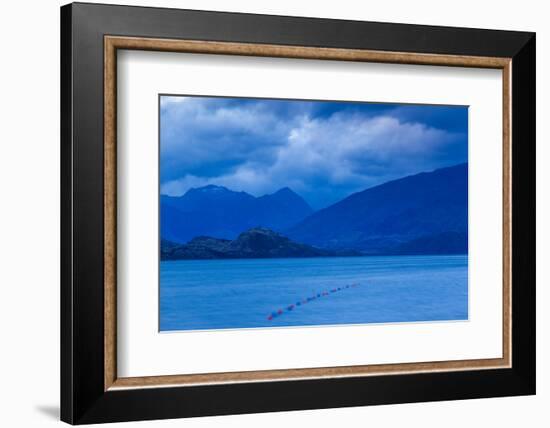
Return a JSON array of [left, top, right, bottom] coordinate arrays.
[[161, 185, 313, 243], [286, 163, 468, 254]]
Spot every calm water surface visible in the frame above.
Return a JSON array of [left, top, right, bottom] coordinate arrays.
[[160, 255, 468, 331]]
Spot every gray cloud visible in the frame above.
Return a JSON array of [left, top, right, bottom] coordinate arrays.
[[160, 96, 467, 208]]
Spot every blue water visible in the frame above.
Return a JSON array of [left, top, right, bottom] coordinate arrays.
[[160, 255, 468, 331]]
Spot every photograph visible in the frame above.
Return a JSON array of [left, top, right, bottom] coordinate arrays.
[[159, 95, 469, 331]]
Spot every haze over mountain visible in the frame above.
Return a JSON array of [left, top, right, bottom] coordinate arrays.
[[287, 163, 468, 254], [161, 185, 313, 244]]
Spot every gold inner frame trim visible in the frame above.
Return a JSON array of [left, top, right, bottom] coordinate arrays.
[[104, 35, 512, 391]]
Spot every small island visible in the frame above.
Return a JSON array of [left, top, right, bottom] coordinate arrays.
[[161, 227, 359, 260]]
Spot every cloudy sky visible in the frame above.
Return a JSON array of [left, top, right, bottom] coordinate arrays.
[[160, 95, 468, 209]]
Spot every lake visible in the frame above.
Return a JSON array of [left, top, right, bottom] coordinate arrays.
[[160, 255, 468, 331]]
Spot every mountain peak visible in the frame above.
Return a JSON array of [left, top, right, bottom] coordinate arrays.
[[264, 187, 310, 204], [258, 187, 313, 216], [236, 226, 283, 239], [274, 186, 294, 195], [161, 184, 314, 243], [190, 184, 230, 193]]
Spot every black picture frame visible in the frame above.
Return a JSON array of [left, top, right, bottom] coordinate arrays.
[[61, 2, 535, 424]]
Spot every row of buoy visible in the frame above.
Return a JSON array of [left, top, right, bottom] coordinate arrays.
[[267, 283, 360, 321]]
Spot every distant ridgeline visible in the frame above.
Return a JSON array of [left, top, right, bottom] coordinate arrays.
[[160, 163, 468, 260], [161, 185, 313, 243]]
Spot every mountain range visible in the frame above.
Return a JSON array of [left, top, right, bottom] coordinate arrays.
[[287, 163, 467, 254], [160, 163, 468, 257], [161, 185, 313, 243]]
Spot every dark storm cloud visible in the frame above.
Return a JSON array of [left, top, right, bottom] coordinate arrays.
[[160, 95, 467, 209]]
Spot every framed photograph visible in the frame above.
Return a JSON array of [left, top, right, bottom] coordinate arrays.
[[61, 2, 535, 424]]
